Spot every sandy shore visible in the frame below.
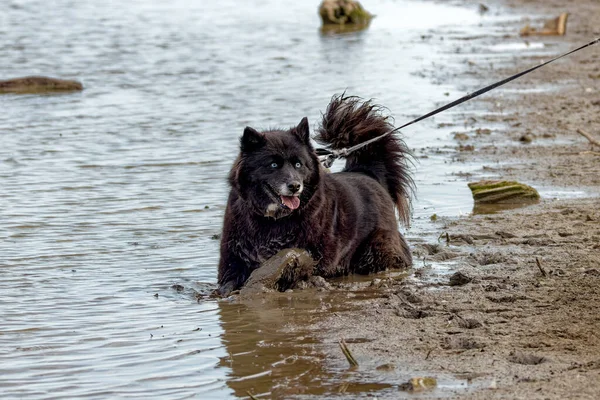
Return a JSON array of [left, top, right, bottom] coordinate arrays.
[[313, 0, 600, 398]]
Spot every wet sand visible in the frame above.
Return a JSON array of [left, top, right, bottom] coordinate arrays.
[[306, 0, 600, 398]]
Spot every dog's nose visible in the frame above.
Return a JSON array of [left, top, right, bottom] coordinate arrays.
[[287, 182, 301, 193]]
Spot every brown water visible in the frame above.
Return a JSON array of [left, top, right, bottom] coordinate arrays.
[[1, 0, 504, 398]]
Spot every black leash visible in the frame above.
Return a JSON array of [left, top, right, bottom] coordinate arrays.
[[317, 37, 600, 168]]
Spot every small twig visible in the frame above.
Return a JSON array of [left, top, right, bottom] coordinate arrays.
[[425, 348, 433, 360], [437, 232, 451, 246], [246, 391, 259, 400], [453, 313, 468, 324], [535, 257, 547, 277], [398, 294, 417, 309], [577, 129, 600, 147], [339, 339, 359, 367], [557, 151, 600, 156], [422, 256, 431, 268], [337, 382, 350, 394]]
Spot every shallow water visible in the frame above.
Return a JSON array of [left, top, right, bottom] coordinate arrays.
[[2, 0, 498, 398]]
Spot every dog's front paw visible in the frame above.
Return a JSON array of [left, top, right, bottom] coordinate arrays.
[[216, 281, 237, 297]]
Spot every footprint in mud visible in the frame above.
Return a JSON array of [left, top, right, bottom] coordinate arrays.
[[509, 351, 548, 365], [441, 336, 486, 350]]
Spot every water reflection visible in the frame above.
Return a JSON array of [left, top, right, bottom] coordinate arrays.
[[320, 22, 372, 35], [218, 295, 327, 398], [217, 291, 394, 398], [472, 199, 539, 215]]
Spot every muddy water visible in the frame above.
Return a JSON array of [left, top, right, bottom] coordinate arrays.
[[1, 0, 489, 398]]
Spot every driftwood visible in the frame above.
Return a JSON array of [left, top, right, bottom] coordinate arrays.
[[520, 12, 568, 37], [0, 76, 83, 93], [339, 339, 359, 367], [239, 248, 316, 296], [468, 180, 540, 215], [577, 128, 600, 147], [468, 180, 540, 205]]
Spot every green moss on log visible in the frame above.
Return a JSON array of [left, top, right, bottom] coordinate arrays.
[[468, 180, 540, 204], [346, 5, 372, 23]]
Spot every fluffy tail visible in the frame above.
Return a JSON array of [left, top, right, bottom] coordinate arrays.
[[315, 94, 414, 225]]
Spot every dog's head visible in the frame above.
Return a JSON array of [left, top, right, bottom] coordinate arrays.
[[229, 117, 321, 219]]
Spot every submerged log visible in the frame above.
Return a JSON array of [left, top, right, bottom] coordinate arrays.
[[239, 248, 316, 296], [468, 180, 540, 204], [319, 0, 373, 26], [0, 76, 83, 93]]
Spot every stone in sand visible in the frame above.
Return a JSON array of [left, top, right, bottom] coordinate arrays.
[[449, 271, 472, 286]]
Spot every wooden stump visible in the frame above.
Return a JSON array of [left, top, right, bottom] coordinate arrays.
[[319, 0, 373, 26]]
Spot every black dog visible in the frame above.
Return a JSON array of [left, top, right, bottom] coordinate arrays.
[[217, 95, 413, 296]]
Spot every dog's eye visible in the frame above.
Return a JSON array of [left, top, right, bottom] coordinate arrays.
[[294, 162, 302, 168], [270, 162, 279, 168]]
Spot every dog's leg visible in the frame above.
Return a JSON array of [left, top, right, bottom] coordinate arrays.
[[351, 229, 412, 274], [216, 280, 237, 297], [217, 248, 255, 297]]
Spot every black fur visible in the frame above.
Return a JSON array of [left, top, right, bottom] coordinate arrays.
[[218, 94, 413, 296]]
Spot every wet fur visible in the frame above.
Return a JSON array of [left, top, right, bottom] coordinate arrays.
[[218, 95, 413, 295]]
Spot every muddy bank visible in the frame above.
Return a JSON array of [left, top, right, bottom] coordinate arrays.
[[315, 199, 600, 398], [308, 0, 600, 398]]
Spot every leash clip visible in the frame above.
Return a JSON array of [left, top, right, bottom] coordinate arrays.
[[319, 154, 336, 168], [316, 148, 336, 168]]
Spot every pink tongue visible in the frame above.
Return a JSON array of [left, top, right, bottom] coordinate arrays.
[[281, 196, 300, 210]]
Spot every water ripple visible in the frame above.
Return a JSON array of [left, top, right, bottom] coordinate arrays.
[[1, 0, 484, 398]]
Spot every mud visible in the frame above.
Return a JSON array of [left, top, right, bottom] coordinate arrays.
[[306, 0, 600, 398]]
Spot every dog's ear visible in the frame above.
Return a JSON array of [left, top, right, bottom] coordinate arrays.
[[294, 117, 310, 145], [240, 126, 265, 152]]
